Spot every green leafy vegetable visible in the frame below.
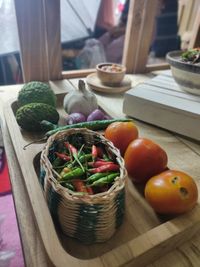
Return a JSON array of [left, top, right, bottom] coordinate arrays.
[[181, 48, 200, 64]]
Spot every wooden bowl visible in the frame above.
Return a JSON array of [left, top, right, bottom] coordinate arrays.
[[96, 63, 126, 86], [166, 50, 200, 95]]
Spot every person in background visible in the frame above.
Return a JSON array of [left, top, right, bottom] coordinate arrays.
[[98, 0, 129, 63], [94, 0, 115, 38], [150, 0, 180, 57]]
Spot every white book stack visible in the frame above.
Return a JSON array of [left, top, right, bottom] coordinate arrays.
[[123, 71, 200, 141]]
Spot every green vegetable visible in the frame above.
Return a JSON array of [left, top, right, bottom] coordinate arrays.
[[86, 172, 110, 184], [45, 118, 134, 137], [62, 183, 74, 191], [60, 167, 85, 181], [64, 142, 84, 171], [90, 172, 119, 187], [52, 157, 63, 168], [55, 154, 92, 170], [18, 81, 56, 107], [40, 120, 58, 131], [16, 103, 59, 132], [181, 48, 200, 64], [68, 154, 92, 169]]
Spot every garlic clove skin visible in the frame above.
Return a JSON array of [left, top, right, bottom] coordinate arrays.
[[63, 80, 98, 117]]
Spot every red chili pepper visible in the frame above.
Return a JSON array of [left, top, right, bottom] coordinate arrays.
[[72, 179, 93, 194], [92, 145, 98, 161], [73, 179, 88, 193], [95, 146, 110, 161], [64, 142, 84, 171], [88, 161, 114, 168], [64, 142, 78, 156], [55, 152, 70, 161], [86, 186, 93, 195], [88, 163, 119, 173], [96, 146, 104, 158]]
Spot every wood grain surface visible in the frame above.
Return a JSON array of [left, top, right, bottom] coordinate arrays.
[[14, 0, 49, 82], [1, 72, 200, 267], [122, 0, 159, 73], [44, 0, 62, 80]]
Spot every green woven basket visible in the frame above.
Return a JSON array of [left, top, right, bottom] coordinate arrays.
[[40, 128, 127, 244]]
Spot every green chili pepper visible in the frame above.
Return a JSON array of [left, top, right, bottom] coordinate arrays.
[[103, 153, 112, 161], [60, 167, 85, 181], [24, 119, 134, 150], [45, 119, 134, 137], [67, 154, 92, 169], [54, 154, 92, 170], [64, 142, 85, 171], [90, 172, 119, 187], [62, 183, 74, 191], [40, 120, 58, 131], [79, 153, 92, 163], [52, 157, 62, 168], [86, 172, 110, 184]]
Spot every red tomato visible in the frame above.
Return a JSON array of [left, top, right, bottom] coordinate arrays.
[[124, 138, 168, 183], [144, 170, 198, 214], [104, 121, 139, 156]]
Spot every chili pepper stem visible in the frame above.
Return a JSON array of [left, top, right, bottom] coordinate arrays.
[[64, 142, 85, 172]]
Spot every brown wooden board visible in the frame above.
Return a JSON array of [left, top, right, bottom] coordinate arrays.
[[3, 86, 200, 267]]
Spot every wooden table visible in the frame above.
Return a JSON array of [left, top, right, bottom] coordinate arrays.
[[1, 73, 200, 267]]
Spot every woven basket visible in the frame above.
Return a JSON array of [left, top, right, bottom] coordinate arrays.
[[40, 128, 127, 244]]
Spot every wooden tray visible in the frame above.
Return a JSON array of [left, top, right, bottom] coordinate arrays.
[[4, 89, 200, 267]]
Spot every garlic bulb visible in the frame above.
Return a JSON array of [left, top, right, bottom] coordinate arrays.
[[63, 80, 98, 116]]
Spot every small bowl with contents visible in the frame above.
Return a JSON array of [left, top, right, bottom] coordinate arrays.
[[96, 63, 126, 86]]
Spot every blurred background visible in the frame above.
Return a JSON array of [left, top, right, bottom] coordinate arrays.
[[0, 0, 199, 85]]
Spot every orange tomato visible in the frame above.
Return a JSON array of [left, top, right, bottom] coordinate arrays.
[[124, 138, 168, 183], [144, 170, 198, 214], [104, 121, 138, 156]]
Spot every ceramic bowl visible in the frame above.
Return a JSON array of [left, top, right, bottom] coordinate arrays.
[[166, 50, 200, 95], [96, 63, 126, 86]]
